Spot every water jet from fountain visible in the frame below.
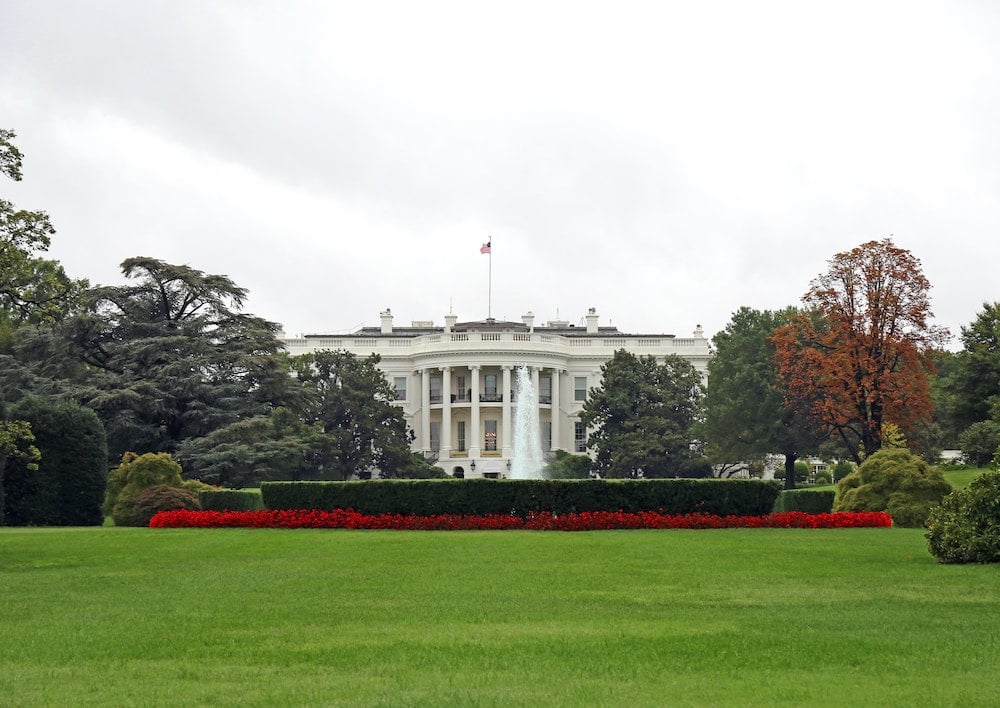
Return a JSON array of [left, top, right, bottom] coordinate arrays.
[[510, 366, 545, 479]]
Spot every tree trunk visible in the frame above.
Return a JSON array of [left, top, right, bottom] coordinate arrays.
[[784, 453, 797, 490]]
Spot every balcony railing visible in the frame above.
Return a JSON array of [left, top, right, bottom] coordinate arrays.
[[479, 393, 503, 403]]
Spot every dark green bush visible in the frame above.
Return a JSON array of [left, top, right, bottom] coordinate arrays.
[[261, 478, 782, 517], [926, 472, 1000, 563], [198, 488, 264, 511], [834, 448, 952, 527], [116, 485, 201, 527], [773, 489, 835, 513], [2, 397, 108, 526]]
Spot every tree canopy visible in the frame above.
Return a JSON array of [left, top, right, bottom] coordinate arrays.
[[949, 302, 1000, 431], [290, 349, 415, 480], [0, 129, 83, 330], [702, 307, 826, 488], [44, 257, 294, 460], [773, 239, 947, 463], [580, 350, 704, 478]]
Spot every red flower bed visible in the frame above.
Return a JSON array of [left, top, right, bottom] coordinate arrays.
[[149, 508, 892, 530]]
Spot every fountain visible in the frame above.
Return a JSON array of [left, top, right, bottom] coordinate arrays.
[[509, 365, 546, 479]]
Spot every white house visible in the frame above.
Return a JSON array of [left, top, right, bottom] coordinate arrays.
[[280, 308, 711, 478]]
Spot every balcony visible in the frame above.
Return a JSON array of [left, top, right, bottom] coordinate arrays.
[[479, 393, 503, 403]]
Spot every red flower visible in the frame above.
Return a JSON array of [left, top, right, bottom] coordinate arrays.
[[149, 509, 893, 530]]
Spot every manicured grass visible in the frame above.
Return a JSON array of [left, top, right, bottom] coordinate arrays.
[[2, 527, 999, 706], [941, 467, 992, 490]]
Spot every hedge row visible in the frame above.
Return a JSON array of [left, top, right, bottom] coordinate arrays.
[[198, 489, 264, 512], [260, 478, 782, 517], [773, 489, 835, 514]]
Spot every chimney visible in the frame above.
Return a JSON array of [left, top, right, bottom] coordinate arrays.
[[522, 311, 535, 331], [444, 313, 458, 332], [585, 307, 599, 334], [380, 308, 393, 334]]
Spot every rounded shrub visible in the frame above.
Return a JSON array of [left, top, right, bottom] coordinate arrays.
[[926, 472, 1000, 564], [116, 484, 201, 527], [834, 448, 952, 527], [104, 452, 187, 526]]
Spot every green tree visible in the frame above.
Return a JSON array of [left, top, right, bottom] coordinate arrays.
[[0, 129, 83, 332], [702, 307, 826, 490], [958, 420, 1000, 468], [46, 257, 295, 460], [950, 302, 1000, 432], [176, 407, 335, 487], [290, 350, 414, 480], [580, 350, 704, 478], [2, 396, 107, 526]]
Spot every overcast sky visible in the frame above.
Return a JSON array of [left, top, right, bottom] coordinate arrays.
[[2, 1, 997, 345]]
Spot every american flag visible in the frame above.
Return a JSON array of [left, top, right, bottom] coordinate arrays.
[[480, 241, 491, 254]]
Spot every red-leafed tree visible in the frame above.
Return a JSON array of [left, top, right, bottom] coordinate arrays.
[[773, 239, 949, 463]]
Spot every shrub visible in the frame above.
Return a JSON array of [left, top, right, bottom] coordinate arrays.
[[542, 450, 593, 479], [104, 452, 188, 526], [773, 489, 835, 513], [2, 397, 108, 526], [926, 472, 1000, 563], [834, 448, 952, 527], [116, 485, 201, 527]]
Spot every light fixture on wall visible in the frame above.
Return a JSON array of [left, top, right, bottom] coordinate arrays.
[[470, 460, 476, 472], [506, 459, 512, 472]]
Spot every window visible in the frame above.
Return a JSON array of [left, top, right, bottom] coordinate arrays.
[[574, 421, 586, 453], [484, 420, 498, 451], [574, 377, 587, 402], [393, 377, 407, 401], [457, 421, 466, 452], [429, 422, 440, 451], [430, 376, 442, 403], [482, 374, 501, 402], [542, 421, 552, 451], [539, 375, 552, 404], [456, 375, 467, 402]]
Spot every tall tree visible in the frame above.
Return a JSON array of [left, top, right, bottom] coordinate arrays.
[[0, 129, 83, 331], [290, 350, 414, 480], [950, 302, 1000, 431], [580, 350, 704, 478], [773, 239, 948, 463], [702, 307, 826, 489], [47, 257, 294, 459]]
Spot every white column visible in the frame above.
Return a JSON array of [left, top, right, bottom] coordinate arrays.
[[441, 366, 452, 457], [420, 368, 430, 452], [501, 365, 512, 458], [551, 368, 561, 451], [470, 365, 481, 458]]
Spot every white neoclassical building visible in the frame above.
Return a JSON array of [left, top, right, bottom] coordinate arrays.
[[280, 308, 711, 478]]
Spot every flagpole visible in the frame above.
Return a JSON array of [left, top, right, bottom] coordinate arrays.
[[488, 236, 492, 320]]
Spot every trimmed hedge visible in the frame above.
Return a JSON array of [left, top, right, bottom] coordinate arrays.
[[773, 489, 835, 514], [199, 489, 264, 511], [260, 478, 782, 517]]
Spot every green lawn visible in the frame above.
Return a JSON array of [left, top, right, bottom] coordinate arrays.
[[2, 527, 999, 706]]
